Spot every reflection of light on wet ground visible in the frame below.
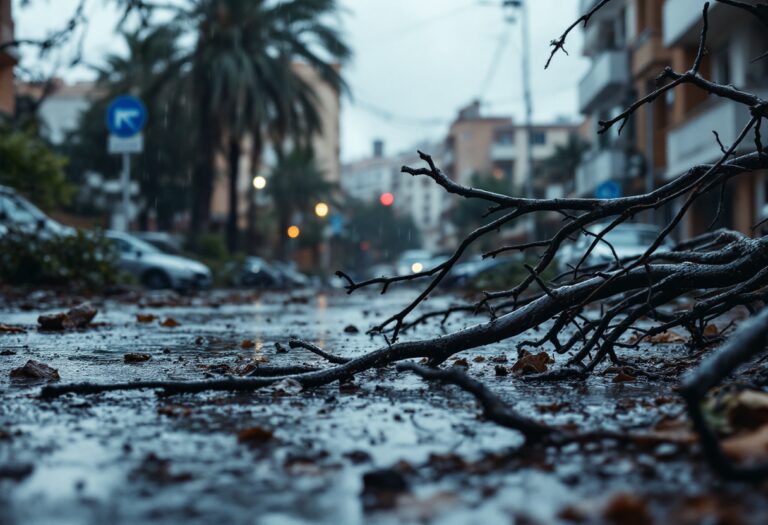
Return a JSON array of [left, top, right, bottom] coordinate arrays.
[[317, 294, 328, 311]]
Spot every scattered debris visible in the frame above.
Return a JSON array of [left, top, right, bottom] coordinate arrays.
[[160, 317, 180, 328], [136, 313, 157, 323], [38, 302, 97, 331], [237, 426, 274, 444], [124, 353, 152, 363], [343, 324, 360, 334], [511, 350, 553, 375], [0, 324, 26, 334], [9, 360, 60, 382]]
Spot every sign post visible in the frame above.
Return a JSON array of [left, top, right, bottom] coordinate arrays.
[[106, 95, 147, 231]]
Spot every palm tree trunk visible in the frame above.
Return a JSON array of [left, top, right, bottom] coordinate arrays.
[[191, 52, 215, 238], [226, 136, 241, 253], [277, 210, 290, 261]]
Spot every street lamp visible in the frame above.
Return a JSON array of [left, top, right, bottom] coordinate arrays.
[[287, 225, 300, 239], [380, 192, 394, 206], [314, 202, 329, 218], [252, 175, 267, 190]]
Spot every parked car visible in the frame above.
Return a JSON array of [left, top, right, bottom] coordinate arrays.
[[557, 222, 670, 273], [271, 261, 312, 288], [229, 256, 283, 288], [134, 231, 184, 255], [105, 230, 211, 290], [0, 185, 74, 239], [442, 255, 520, 289], [396, 249, 433, 275]]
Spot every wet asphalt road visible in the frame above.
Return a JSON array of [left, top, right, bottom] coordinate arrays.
[[1, 288, 767, 524]]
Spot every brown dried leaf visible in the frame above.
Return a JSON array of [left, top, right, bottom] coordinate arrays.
[[602, 493, 652, 525], [240, 339, 255, 349], [722, 424, 768, 463], [452, 358, 469, 367], [124, 352, 151, 363], [512, 350, 553, 375], [0, 324, 26, 334], [237, 426, 274, 444], [136, 313, 157, 323], [160, 317, 180, 328]]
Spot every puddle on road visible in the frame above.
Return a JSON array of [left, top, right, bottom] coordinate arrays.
[[1, 289, 767, 524]]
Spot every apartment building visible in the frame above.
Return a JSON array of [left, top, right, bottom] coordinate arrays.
[[445, 101, 580, 196], [662, 0, 768, 237], [16, 79, 99, 144], [0, 0, 17, 117], [341, 140, 448, 253], [576, 0, 635, 197]]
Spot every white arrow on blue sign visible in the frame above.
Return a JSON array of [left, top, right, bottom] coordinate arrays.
[[595, 180, 621, 200], [106, 95, 147, 138]]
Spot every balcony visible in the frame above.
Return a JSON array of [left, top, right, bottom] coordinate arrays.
[[665, 89, 768, 178], [578, 50, 628, 113], [663, 0, 737, 47], [490, 142, 516, 162], [0, 23, 18, 63], [575, 148, 627, 196]]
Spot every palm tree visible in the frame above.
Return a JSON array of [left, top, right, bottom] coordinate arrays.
[[266, 148, 334, 260], [65, 27, 194, 230], [186, 0, 350, 252]]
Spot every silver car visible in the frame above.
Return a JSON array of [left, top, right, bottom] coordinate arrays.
[[0, 185, 74, 239], [558, 223, 670, 273], [105, 231, 211, 290]]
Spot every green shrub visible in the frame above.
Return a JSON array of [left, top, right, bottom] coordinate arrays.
[[0, 229, 119, 290], [191, 233, 228, 261]]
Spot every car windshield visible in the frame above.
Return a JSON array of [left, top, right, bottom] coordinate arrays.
[[111, 234, 161, 255], [601, 229, 659, 247], [0, 194, 46, 225]]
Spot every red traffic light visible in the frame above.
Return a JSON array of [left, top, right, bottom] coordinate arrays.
[[380, 192, 394, 206]]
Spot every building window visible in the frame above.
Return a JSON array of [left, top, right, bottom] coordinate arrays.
[[495, 131, 515, 145], [713, 44, 731, 85], [531, 131, 546, 145]]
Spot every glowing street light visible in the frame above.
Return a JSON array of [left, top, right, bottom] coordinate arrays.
[[287, 225, 300, 239], [314, 202, 329, 218], [411, 262, 424, 273], [380, 192, 394, 206], [252, 175, 267, 190]]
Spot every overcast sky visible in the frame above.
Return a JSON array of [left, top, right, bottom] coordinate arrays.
[[14, 0, 589, 162]]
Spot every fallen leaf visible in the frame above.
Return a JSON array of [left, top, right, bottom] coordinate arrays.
[[722, 424, 768, 463], [157, 405, 191, 417], [536, 403, 567, 414], [472, 355, 485, 363], [703, 324, 719, 337], [494, 365, 508, 376], [136, 313, 157, 323], [124, 353, 151, 363], [512, 350, 553, 375], [160, 318, 180, 328], [452, 357, 469, 367], [66, 303, 97, 328], [602, 493, 652, 525], [237, 426, 274, 444], [643, 330, 686, 344], [343, 324, 360, 334], [37, 303, 97, 331], [268, 378, 303, 396], [613, 371, 636, 383], [37, 312, 68, 331], [723, 390, 768, 431], [9, 360, 60, 381], [0, 324, 25, 334], [240, 339, 255, 349]]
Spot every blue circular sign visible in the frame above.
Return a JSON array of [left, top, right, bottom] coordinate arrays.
[[106, 95, 147, 138], [595, 180, 621, 200]]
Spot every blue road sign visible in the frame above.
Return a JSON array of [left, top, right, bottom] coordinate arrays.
[[595, 180, 621, 199], [106, 95, 147, 138], [330, 214, 345, 235]]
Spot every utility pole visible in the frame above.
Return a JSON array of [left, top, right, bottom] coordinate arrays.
[[503, 0, 536, 240]]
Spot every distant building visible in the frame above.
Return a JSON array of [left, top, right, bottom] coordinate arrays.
[[16, 79, 99, 144], [577, 0, 768, 237], [445, 101, 582, 197], [575, 0, 635, 198], [662, 0, 768, 237], [0, 0, 17, 117]]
